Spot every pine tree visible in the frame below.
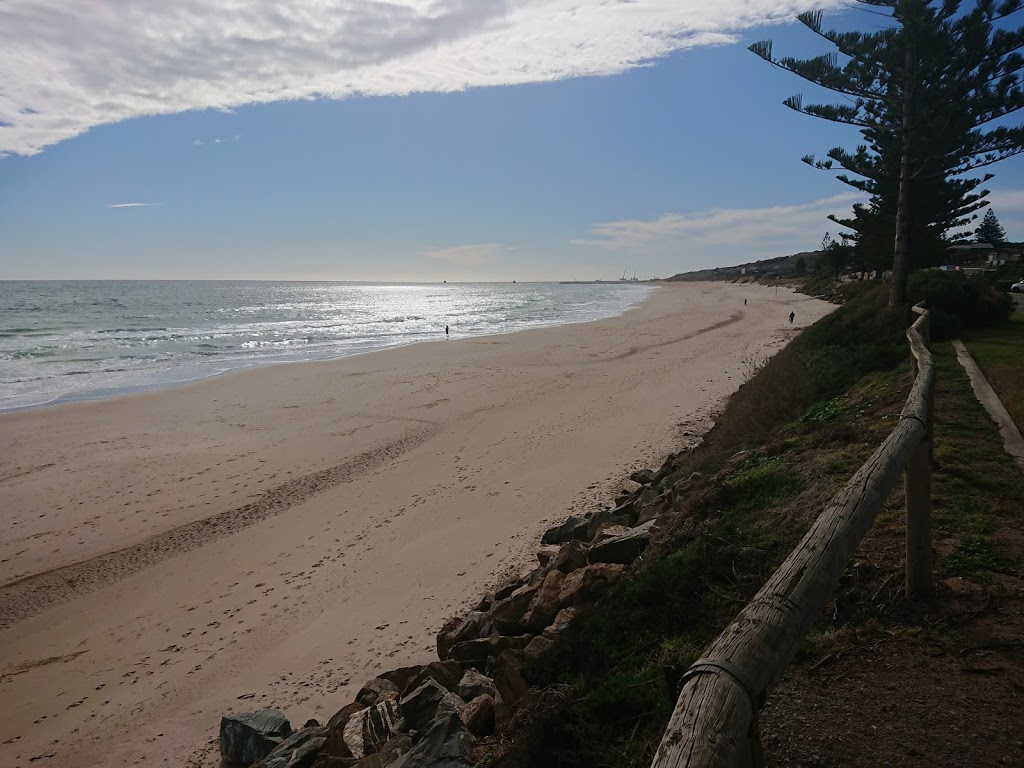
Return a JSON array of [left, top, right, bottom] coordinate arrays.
[[975, 208, 1008, 245], [751, 1, 1024, 307]]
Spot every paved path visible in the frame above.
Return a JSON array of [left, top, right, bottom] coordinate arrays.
[[952, 338, 1024, 471]]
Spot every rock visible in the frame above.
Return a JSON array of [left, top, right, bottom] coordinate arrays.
[[304, 719, 322, 729], [522, 570, 566, 632], [542, 607, 578, 639], [407, 660, 464, 694], [436, 612, 492, 660], [588, 519, 656, 565], [343, 700, 400, 759], [220, 710, 293, 765], [630, 468, 657, 485], [447, 634, 531, 666], [523, 635, 555, 658], [311, 756, 359, 768], [380, 666, 423, 696], [583, 504, 635, 540], [326, 702, 366, 732], [557, 563, 626, 606], [253, 726, 327, 768], [399, 680, 448, 732], [593, 524, 632, 542], [536, 545, 560, 567], [436, 691, 466, 718], [654, 453, 677, 481], [347, 735, 414, 767], [552, 540, 589, 573], [456, 670, 497, 702], [489, 582, 540, 635], [492, 650, 531, 708], [390, 712, 476, 768], [541, 515, 584, 545], [493, 576, 527, 601], [636, 502, 662, 526], [458, 695, 496, 738], [356, 677, 400, 707], [446, 636, 503, 666]]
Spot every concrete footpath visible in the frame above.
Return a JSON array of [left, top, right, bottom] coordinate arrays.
[[952, 338, 1024, 471]]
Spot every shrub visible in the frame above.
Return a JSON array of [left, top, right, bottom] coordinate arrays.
[[907, 270, 1013, 340]]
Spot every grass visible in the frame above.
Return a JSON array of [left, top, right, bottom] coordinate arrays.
[[960, 314, 1024, 434]]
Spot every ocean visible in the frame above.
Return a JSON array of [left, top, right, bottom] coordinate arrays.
[[0, 280, 653, 412]]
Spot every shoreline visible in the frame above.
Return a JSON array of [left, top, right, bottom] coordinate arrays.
[[0, 281, 834, 768], [1, 282, 654, 415]]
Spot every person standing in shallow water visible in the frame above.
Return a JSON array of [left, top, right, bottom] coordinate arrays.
[[445, 324, 449, 338], [789, 311, 795, 324]]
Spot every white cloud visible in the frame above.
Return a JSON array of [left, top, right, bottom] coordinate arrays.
[[0, 0, 845, 156], [571, 193, 863, 253], [423, 243, 507, 265], [107, 202, 161, 208]]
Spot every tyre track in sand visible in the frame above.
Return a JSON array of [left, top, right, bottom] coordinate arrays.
[[0, 424, 438, 630]]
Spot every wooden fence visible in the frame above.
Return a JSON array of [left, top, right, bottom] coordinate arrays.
[[652, 304, 934, 768]]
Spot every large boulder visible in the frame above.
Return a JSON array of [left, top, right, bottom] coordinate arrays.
[[220, 710, 293, 765], [491, 650, 531, 708], [380, 666, 423, 697], [536, 545, 560, 567], [488, 582, 540, 635], [521, 570, 567, 632], [458, 695, 496, 738], [436, 612, 492, 659], [253, 726, 327, 768], [406, 660, 464, 694], [347, 735, 414, 767], [583, 505, 635, 540], [356, 677, 400, 707], [630, 468, 657, 485], [541, 515, 584, 545], [391, 712, 476, 768], [552, 540, 589, 574], [342, 700, 401, 759], [456, 670, 497, 702], [399, 679, 448, 732], [588, 519, 656, 565], [557, 563, 626, 606], [542, 607, 579, 639], [436, 691, 466, 719]]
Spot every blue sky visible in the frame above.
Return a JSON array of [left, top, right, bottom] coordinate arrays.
[[2, 0, 1022, 281]]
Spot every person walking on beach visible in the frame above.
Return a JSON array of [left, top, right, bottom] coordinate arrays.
[[789, 311, 795, 324], [445, 324, 449, 338], [744, 299, 747, 306]]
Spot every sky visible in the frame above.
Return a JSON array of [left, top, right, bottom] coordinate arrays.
[[1, 0, 1023, 282]]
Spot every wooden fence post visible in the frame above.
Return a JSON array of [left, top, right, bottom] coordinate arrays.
[[904, 435, 932, 597]]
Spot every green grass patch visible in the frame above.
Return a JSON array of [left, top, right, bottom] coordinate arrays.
[[943, 535, 1016, 577]]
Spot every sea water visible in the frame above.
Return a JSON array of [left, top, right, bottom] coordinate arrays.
[[0, 281, 653, 411]]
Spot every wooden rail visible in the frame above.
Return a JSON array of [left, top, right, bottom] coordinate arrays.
[[652, 304, 933, 768]]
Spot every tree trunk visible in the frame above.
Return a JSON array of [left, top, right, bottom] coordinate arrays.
[[889, 34, 916, 308]]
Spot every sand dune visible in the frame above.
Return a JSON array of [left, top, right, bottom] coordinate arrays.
[[0, 282, 834, 767]]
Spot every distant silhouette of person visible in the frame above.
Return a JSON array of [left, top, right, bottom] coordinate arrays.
[[445, 324, 449, 338], [744, 299, 747, 306], [789, 311, 795, 324]]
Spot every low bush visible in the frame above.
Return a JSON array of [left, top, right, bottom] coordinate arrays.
[[907, 270, 1013, 340]]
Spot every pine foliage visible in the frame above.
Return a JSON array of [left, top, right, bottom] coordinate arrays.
[[975, 208, 1009, 245], [751, 0, 1024, 305]]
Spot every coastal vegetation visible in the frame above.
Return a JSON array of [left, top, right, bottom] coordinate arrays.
[[481, 279, 1022, 767]]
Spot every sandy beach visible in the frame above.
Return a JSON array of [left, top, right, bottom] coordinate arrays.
[[0, 282, 834, 768]]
